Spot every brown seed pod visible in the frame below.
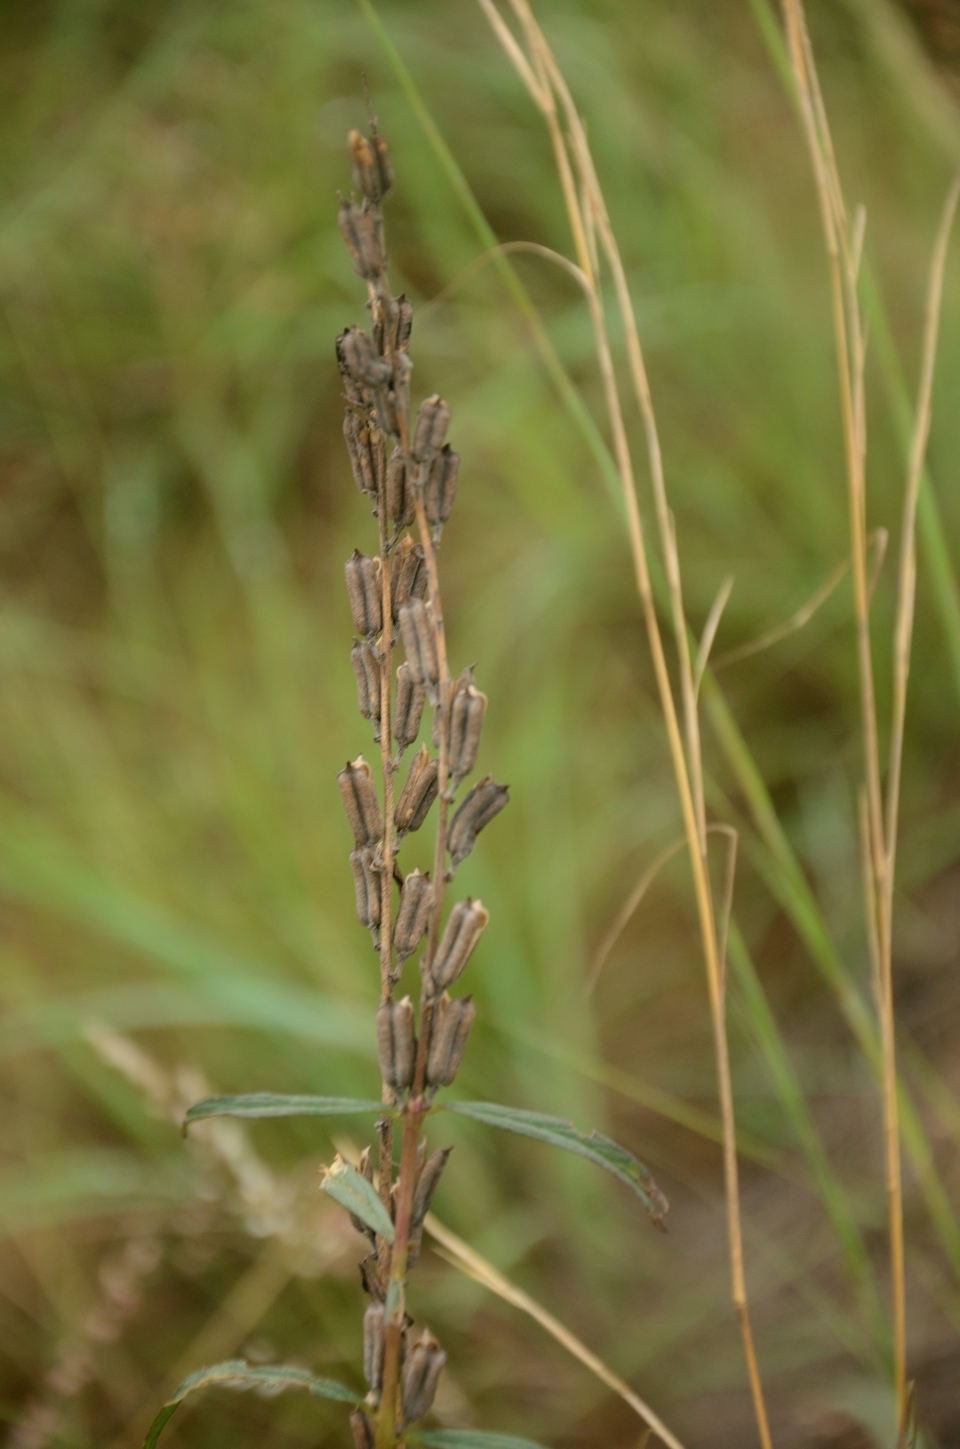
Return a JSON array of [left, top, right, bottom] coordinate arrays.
[[363, 1303, 385, 1400], [349, 847, 381, 942], [349, 128, 393, 203], [393, 661, 425, 756], [448, 668, 487, 789], [422, 445, 460, 543], [395, 745, 439, 836], [351, 641, 382, 737], [376, 996, 417, 1091], [338, 756, 384, 847], [386, 449, 414, 528], [374, 293, 412, 355], [429, 899, 489, 992], [350, 1409, 376, 1449], [399, 598, 440, 703], [447, 776, 508, 870], [391, 537, 428, 621], [400, 1330, 446, 1426], [338, 326, 392, 390], [394, 868, 432, 962], [345, 550, 382, 638], [339, 201, 385, 281], [426, 994, 475, 1089], [411, 1146, 452, 1229], [343, 412, 383, 504], [358, 1256, 384, 1302], [412, 394, 450, 463], [372, 383, 401, 440]]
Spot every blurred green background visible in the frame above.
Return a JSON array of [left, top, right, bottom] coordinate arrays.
[[1, 1, 960, 1446]]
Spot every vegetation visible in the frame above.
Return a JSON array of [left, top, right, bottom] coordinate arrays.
[[1, 1, 960, 1446]]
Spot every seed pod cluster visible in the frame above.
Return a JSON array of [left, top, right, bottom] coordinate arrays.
[[335, 126, 508, 1429]]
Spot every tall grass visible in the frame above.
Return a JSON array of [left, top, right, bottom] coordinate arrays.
[[2, 1, 960, 1445]]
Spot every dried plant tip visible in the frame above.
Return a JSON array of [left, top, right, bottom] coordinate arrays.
[[350, 1408, 376, 1449], [343, 412, 383, 503], [399, 599, 440, 703], [448, 668, 486, 788], [338, 756, 384, 847], [393, 661, 426, 756], [376, 996, 417, 1090], [395, 744, 439, 836], [349, 128, 393, 203], [411, 1146, 452, 1228], [338, 326, 392, 389], [391, 536, 428, 620], [422, 445, 460, 542], [387, 449, 415, 528], [429, 899, 489, 992], [345, 550, 383, 638], [339, 201, 385, 281], [349, 847, 382, 941], [412, 393, 450, 462], [351, 641, 382, 737], [394, 867, 432, 962], [363, 1303, 385, 1399], [426, 994, 475, 1088], [448, 777, 508, 870], [374, 293, 413, 356], [400, 1331, 446, 1426]]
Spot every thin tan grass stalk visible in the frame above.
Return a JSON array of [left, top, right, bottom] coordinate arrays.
[[781, 3, 959, 1432], [478, 5, 773, 1444], [422, 1214, 688, 1449]]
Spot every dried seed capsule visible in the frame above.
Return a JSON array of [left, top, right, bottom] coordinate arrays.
[[345, 550, 382, 638], [395, 745, 439, 836], [363, 1303, 385, 1399], [349, 128, 393, 203], [339, 201, 385, 280], [429, 898, 489, 992], [393, 661, 425, 756], [412, 394, 450, 463], [338, 326, 392, 390], [400, 1330, 446, 1426], [391, 537, 428, 621], [448, 668, 487, 788], [343, 412, 384, 503], [394, 868, 432, 962], [376, 996, 417, 1091], [351, 641, 382, 737], [422, 445, 460, 542], [399, 599, 440, 703], [349, 847, 381, 941], [359, 1256, 384, 1302], [386, 449, 414, 528], [338, 756, 384, 846], [447, 776, 509, 869], [350, 1408, 376, 1449], [411, 1146, 452, 1229], [426, 994, 475, 1088], [374, 293, 413, 355]]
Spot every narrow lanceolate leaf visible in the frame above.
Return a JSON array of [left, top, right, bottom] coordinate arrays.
[[184, 1094, 387, 1129], [445, 1102, 668, 1225], [415, 1431, 547, 1449], [321, 1155, 395, 1242], [143, 1361, 360, 1449]]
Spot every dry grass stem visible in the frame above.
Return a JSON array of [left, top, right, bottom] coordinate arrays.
[[480, 4, 772, 1441]]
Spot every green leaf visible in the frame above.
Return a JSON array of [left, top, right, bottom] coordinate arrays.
[[445, 1102, 667, 1225], [321, 1155, 395, 1241], [143, 1361, 360, 1449], [184, 1093, 387, 1128], [417, 1432, 547, 1449]]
